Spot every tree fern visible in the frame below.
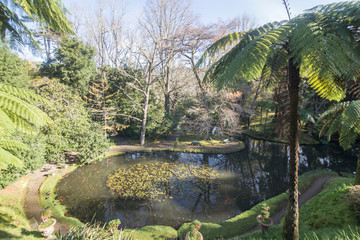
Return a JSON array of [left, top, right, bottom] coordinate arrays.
[[198, 2, 360, 238]]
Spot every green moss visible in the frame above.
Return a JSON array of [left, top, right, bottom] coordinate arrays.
[[39, 166, 83, 227], [131, 225, 177, 240], [0, 176, 43, 239]]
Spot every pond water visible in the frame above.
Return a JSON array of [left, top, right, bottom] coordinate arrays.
[[56, 137, 357, 229]]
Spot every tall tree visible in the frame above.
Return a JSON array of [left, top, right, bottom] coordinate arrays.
[[140, 0, 195, 115], [0, 44, 31, 88], [197, 2, 360, 239], [40, 37, 97, 94], [85, 69, 120, 138]]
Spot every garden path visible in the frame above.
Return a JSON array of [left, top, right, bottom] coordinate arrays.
[[23, 163, 69, 236], [242, 175, 336, 236]]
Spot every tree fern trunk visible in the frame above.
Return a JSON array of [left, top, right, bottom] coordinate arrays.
[[282, 57, 300, 240], [355, 149, 360, 185]]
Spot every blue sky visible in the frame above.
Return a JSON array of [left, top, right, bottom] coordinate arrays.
[[63, 0, 350, 26]]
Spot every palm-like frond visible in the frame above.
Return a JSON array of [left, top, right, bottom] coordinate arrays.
[[0, 84, 51, 169], [0, 83, 50, 104], [0, 90, 51, 130], [316, 100, 360, 150], [290, 3, 360, 101], [195, 32, 242, 68], [0, 1, 36, 45], [202, 22, 289, 88], [0, 138, 28, 170], [15, 0, 74, 34], [0, 147, 23, 169], [1, 0, 74, 49]]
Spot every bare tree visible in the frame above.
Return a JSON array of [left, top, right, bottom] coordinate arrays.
[[140, 0, 196, 115]]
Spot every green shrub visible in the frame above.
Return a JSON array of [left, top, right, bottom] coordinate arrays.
[[55, 222, 134, 240]]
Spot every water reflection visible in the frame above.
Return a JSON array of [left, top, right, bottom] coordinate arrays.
[[56, 137, 357, 228]]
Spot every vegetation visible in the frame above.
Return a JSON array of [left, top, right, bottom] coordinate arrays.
[[38, 165, 83, 227], [55, 222, 134, 240], [177, 170, 338, 240], [1, 0, 360, 240], [317, 100, 360, 184], [35, 78, 110, 164], [106, 162, 220, 200], [237, 177, 359, 240], [0, 0, 73, 48], [40, 37, 97, 94], [197, 2, 360, 239]]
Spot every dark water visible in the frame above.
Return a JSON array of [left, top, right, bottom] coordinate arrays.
[[56, 137, 357, 229]]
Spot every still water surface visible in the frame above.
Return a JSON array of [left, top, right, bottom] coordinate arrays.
[[56, 137, 357, 228]]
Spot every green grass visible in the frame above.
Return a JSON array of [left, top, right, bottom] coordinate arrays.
[[299, 177, 357, 228], [233, 176, 358, 240], [39, 166, 83, 227], [0, 176, 43, 240], [177, 170, 337, 240], [131, 225, 178, 240]]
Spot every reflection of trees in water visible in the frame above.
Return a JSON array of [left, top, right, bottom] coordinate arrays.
[[57, 143, 357, 228]]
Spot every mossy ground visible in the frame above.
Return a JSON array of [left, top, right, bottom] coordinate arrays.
[[235, 177, 359, 240], [38, 166, 83, 227]]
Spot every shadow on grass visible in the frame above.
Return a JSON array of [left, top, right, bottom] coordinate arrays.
[[0, 229, 19, 239], [21, 228, 43, 238]]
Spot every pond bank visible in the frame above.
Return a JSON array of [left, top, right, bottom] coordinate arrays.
[[107, 136, 245, 155]]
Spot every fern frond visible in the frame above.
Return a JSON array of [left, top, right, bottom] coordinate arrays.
[[204, 22, 289, 89], [290, 6, 360, 101], [0, 139, 29, 151], [0, 83, 51, 105], [0, 146, 24, 170], [316, 100, 360, 150], [196, 32, 242, 68], [0, 90, 51, 130], [0, 108, 15, 135], [14, 0, 74, 34], [316, 101, 349, 137]]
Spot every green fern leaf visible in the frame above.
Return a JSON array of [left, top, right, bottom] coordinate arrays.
[[0, 146, 24, 170]]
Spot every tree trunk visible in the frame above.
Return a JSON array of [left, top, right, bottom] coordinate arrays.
[[140, 85, 151, 146], [282, 57, 300, 240], [355, 148, 360, 185]]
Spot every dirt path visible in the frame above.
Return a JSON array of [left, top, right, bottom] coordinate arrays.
[[24, 163, 68, 235], [243, 175, 336, 236]]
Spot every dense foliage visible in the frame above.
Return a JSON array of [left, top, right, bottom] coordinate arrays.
[[40, 37, 96, 94], [35, 78, 110, 164], [0, 45, 30, 88]]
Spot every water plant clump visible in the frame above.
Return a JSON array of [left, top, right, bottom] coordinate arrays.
[[106, 162, 221, 201]]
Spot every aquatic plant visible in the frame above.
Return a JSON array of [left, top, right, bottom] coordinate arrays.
[[106, 162, 221, 201]]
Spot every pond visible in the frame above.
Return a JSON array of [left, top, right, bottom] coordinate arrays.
[[56, 137, 357, 229]]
